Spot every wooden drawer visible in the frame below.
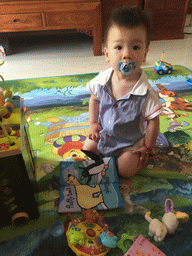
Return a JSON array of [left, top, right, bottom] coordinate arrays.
[[151, 13, 184, 29], [0, 13, 43, 31], [145, 0, 188, 14], [46, 11, 93, 28], [102, 0, 142, 4]]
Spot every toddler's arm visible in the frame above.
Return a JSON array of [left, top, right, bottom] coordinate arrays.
[[88, 95, 101, 142], [133, 115, 159, 167], [145, 115, 159, 150]]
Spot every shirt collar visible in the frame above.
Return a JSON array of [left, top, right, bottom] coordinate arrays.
[[96, 67, 148, 96], [130, 70, 148, 96]]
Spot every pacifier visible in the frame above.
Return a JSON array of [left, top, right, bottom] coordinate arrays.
[[118, 61, 136, 76]]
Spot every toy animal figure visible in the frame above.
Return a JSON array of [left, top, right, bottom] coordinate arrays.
[[67, 226, 85, 245], [145, 211, 168, 242], [100, 231, 118, 248], [82, 208, 101, 224], [145, 199, 189, 242]]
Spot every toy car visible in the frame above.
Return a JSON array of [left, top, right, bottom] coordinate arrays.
[[154, 52, 173, 75]]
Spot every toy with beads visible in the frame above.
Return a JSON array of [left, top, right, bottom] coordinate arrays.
[[0, 75, 13, 117], [0, 71, 14, 145]]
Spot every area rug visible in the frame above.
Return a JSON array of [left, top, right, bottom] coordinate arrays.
[[0, 65, 192, 256]]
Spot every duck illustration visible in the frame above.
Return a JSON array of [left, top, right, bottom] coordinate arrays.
[[80, 150, 109, 184], [66, 174, 107, 209]]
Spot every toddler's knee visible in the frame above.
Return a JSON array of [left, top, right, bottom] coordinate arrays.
[[82, 138, 99, 154], [118, 165, 140, 178]]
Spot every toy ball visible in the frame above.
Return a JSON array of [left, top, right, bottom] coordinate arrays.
[[3, 90, 12, 99], [4, 102, 14, 111], [0, 107, 8, 116], [3, 109, 11, 118], [50, 217, 65, 237], [5, 106, 13, 114], [118, 61, 136, 76]]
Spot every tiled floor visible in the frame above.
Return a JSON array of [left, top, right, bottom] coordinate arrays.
[[1, 31, 192, 81]]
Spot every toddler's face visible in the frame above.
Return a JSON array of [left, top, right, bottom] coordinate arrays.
[[104, 25, 148, 78]]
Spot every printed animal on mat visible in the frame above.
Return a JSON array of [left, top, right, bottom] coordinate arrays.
[[66, 174, 107, 209], [157, 83, 192, 122]]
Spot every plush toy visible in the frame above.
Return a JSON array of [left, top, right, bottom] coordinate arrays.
[[145, 199, 189, 242], [145, 211, 168, 242]]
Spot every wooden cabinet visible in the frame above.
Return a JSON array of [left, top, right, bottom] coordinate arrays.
[[0, 0, 102, 56], [144, 0, 191, 40], [101, 0, 143, 39], [0, 0, 191, 56]]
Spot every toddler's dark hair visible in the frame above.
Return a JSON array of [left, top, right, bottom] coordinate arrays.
[[104, 6, 151, 48]]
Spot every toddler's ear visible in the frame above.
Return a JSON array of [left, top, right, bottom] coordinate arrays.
[[104, 47, 110, 63]]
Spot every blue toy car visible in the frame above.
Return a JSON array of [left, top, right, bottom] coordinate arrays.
[[154, 61, 173, 75], [154, 52, 173, 75]]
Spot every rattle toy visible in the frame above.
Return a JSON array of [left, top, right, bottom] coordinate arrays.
[[145, 199, 189, 242], [66, 208, 117, 256], [118, 61, 136, 76]]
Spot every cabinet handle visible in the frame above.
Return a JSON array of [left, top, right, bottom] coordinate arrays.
[[13, 19, 21, 23]]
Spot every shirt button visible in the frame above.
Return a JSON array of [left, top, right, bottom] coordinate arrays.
[[114, 103, 118, 108]]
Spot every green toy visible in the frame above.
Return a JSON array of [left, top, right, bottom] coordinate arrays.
[[116, 233, 135, 254], [67, 226, 85, 245]]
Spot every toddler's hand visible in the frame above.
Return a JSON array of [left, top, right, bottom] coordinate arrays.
[[132, 146, 151, 168], [89, 123, 102, 142]]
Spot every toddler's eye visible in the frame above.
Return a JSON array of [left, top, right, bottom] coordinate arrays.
[[116, 46, 122, 50], [133, 45, 140, 50]]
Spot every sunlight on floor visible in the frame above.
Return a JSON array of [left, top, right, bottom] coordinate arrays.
[[0, 31, 192, 80]]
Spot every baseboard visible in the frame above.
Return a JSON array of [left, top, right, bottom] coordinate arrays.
[[184, 26, 192, 33]]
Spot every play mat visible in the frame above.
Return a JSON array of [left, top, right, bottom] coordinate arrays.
[[0, 65, 192, 256]]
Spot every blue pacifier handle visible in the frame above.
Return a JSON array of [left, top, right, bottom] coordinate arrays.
[[118, 61, 136, 76]]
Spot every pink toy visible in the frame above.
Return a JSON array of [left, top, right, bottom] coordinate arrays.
[[124, 234, 166, 256]]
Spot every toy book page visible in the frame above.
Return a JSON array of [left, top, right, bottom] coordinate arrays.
[[59, 157, 119, 186], [58, 157, 124, 213], [124, 234, 166, 256]]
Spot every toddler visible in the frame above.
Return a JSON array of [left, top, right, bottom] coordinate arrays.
[[83, 6, 162, 178]]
